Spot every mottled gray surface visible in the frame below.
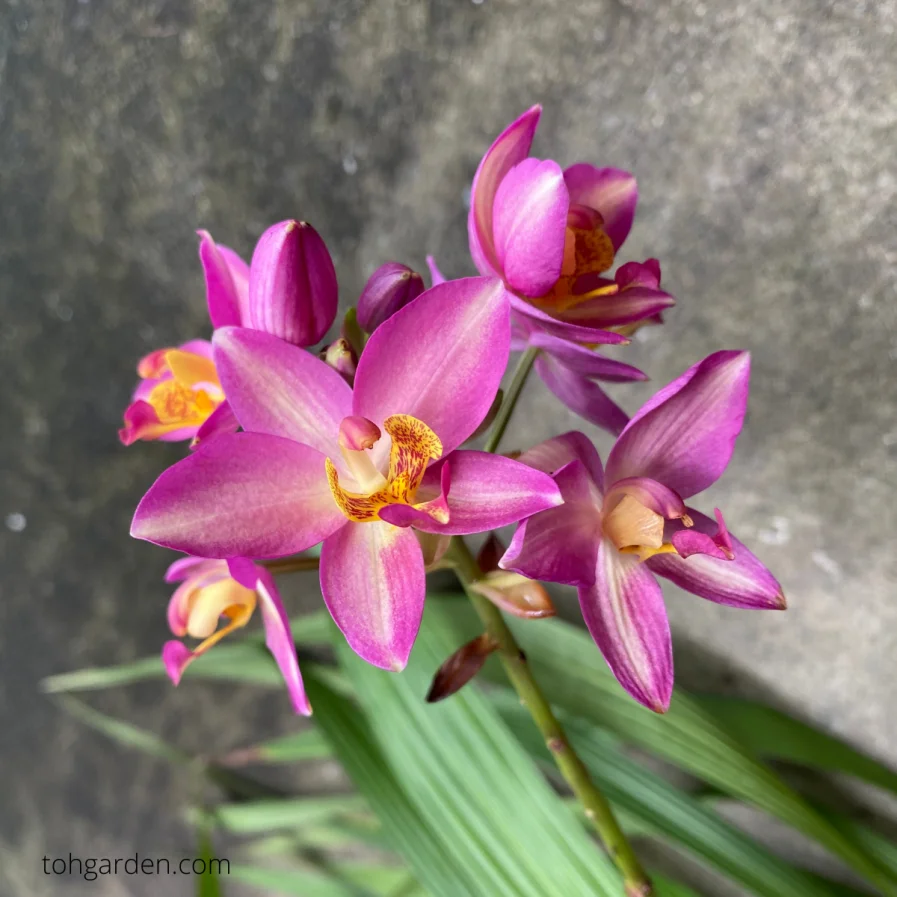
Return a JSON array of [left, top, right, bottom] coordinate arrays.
[[1, 0, 896, 894]]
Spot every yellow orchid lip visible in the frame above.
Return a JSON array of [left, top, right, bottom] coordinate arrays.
[[327, 414, 445, 524]]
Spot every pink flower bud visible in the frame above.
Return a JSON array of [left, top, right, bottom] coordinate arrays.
[[356, 262, 424, 332]]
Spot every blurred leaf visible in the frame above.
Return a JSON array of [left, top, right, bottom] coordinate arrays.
[[497, 691, 845, 897], [206, 795, 368, 835], [332, 607, 622, 897], [426, 598, 897, 894], [230, 863, 396, 897], [253, 728, 333, 763], [196, 827, 223, 897], [694, 696, 897, 796], [650, 875, 704, 897]]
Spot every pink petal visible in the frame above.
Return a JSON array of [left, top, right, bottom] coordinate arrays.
[[671, 507, 734, 560], [411, 450, 562, 536], [190, 400, 240, 451], [581, 540, 673, 712], [493, 157, 569, 297], [131, 432, 346, 558], [377, 462, 451, 529], [604, 477, 689, 522], [518, 431, 604, 489], [558, 284, 675, 328], [535, 353, 630, 436], [162, 641, 194, 686], [528, 332, 647, 381], [356, 262, 425, 333], [500, 460, 602, 587], [510, 296, 630, 345], [164, 555, 222, 583], [468, 106, 542, 277], [249, 220, 338, 347], [353, 278, 510, 456], [198, 230, 248, 328], [605, 351, 751, 498], [426, 255, 446, 286], [213, 326, 351, 458], [320, 520, 425, 671], [648, 509, 785, 609], [563, 165, 638, 251], [227, 559, 312, 715]]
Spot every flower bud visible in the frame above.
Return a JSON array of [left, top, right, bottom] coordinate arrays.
[[249, 220, 338, 346], [426, 633, 498, 703], [471, 571, 556, 619], [356, 262, 424, 332], [321, 337, 357, 383]]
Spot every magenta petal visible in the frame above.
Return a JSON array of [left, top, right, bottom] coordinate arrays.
[[353, 278, 510, 455], [529, 332, 647, 381], [648, 509, 785, 609], [493, 157, 569, 297], [604, 477, 688, 521], [558, 286, 675, 328], [249, 220, 338, 347], [500, 460, 601, 587], [229, 560, 311, 715], [671, 507, 734, 560], [518, 431, 604, 489], [214, 326, 351, 458], [131, 432, 345, 558], [563, 164, 638, 251], [162, 640, 193, 686], [535, 353, 630, 436], [510, 296, 630, 345], [356, 262, 425, 333], [581, 540, 673, 712], [320, 520, 425, 671], [411, 451, 562, 536], [378, 462, 451, 529], [164, 555, 218, 583], [426, 255, 446, 286], [606, 351, 751, 498], [190, 400, 240, 451], [198, 230, 247, 329], [469, 106, 542, 277]]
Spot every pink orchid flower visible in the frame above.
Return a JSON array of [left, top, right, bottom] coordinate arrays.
[[500, 351, 785, 712], [465, 106, 676, 434], [162, 555, 310, 715], [131, 278, 562, 671], [120, 221, 338, 447]]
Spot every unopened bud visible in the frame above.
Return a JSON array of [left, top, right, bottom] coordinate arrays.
[[426, 633, 498, 703], [471, 572, 556, 619], [476, 533, 506, 573], [321, 337, 357, 382], [356, 263, 425, 332]]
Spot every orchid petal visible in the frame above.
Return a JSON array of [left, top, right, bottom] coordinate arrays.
[[500, 460, 601, 587], [648, 509, 785, 609], [131, 433, 345, 558], [164, 555, 221, 583], [563, 165, 638, 251], [356, 262, 425, 333], [190, 400, 240, 450], [198, 230, 248, 328], [227, 559, 312, 715], [528, 331, 647, 381], [162, 641, 194, 686], [671, 507, 734, 560], [606, 351, 751, 498], [426, 255, 446, 286], [558, 286, 675, 328], [214, 326, 351, 458], [353, 278, 510, 455], [468, 106, 541, 277], [249, 220, 338, 347], [493, 157, 569, 297], [581, 540, 673, 712], [518, 431, 604, 489], [535, 353, 630, 436], [411, 451, 562, 536], [604, 477, 689, 521], [320, 520, 425, 671], [377, 461, 451, 529], [510, 296, 629, 345]]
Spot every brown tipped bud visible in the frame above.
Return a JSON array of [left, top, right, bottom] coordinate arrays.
[[426, 633, 498, 703], [320, 336, 357, 383], [356, 262, 425, 332], [476, 533, 506, 574], [471, 572, 556, 619]]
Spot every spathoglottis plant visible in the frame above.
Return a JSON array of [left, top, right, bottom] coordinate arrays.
[[47, 107, 897, 897]]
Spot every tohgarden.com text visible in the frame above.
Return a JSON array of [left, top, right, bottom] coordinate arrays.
[[42, 854, 230, 881]]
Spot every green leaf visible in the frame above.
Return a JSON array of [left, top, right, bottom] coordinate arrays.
[[694, 696, 897, 796], [332, 607, 622, 897], [206, 795, 368, 835], [196, 827, 223, 897], [426, 598, 897, 894], [255, 728, 333, 763], [496, 691, 844, 897], [230, 863, 400, 897]]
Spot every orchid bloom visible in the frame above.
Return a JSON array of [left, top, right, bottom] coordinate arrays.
[[131, 278, 562, 671], [161, 555, 310, 714], [120, 221, 338, 447], [500, 351, 785, 712], [466, 106, 675, 434]]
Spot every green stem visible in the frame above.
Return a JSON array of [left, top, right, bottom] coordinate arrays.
[[261, 556, 320, 574], [448, 539, 651, 894], [483, 347, 539, 454]]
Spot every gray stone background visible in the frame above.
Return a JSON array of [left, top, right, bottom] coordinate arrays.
[[1, 0, 896, 894]]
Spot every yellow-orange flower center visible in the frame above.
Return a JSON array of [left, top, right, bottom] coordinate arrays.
[[142, 348, 225, 435], [181, 576, 256, 651], [602, 494, 681, 562]]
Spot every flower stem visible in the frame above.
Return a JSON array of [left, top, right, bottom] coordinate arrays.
[[261, 556, 320, 574], [448, 538, 652, 895], [483, 346, 539, 454]]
